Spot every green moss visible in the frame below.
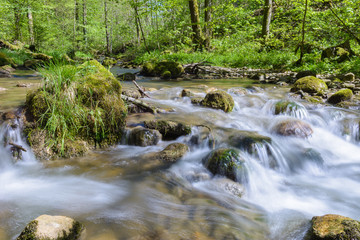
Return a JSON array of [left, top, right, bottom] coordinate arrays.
[[16, 220, 38, 240], [327, 89, 353, 105], [102, 57, 117, 67], [201, 90, 234, 112], [141, 61, 184, 78], [161, 70, 171, 79], [26, 90, 53, 121], [0, 52, 14, 66], [291, 76, 328, 94], [141, 62, 155, 76], [59, 220, 85, 240], [203, 148, 246, 182]]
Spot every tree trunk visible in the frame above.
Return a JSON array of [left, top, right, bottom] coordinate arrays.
[[73, 0, 79, 51], [204, 0, 212, 49], [133, 0, 150, 54], [104, 0, 112, 54], [27, 4, 35, 46], [14, 4, 21, 41], [188, 0, 203, 50], [135, 15, 140, 45], [297, 0, 308, 64], [262, 0, 272, 39], [83, 0, 88, 48]]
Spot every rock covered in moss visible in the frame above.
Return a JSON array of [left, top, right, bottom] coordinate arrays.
[[181, 89, 194, 97], [141, 61, 184, 79], [274, 101, 303, 115], [202, 148, 247, 182], [25, 60, 127, 159], [305, 214, 360, 240], [128, 127, 161, 147], [201, 90, 234, 112], [144, 120, 191, 140], [0, 52, 14, 66], [273, 119, 313, 138], [31, 53, 53, 62], [0, 39, 22, 50], [191, 97, 203, 105], [327, 89, 353, 105], [17, 215, 85, 240], [291, 76, 328, 95], [158, 143, 189, 163]]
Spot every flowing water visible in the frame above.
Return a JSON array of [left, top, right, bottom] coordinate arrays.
[[1, 70, 360, 240]]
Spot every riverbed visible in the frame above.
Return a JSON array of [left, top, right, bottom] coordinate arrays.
[[1, 70, 360, 240]]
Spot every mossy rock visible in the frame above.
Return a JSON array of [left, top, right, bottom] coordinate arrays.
[[0, 64, 15, 72], [201, 90, 234, 112], [181, 89, 194, 97], [202, 148, 247, 182], [141, 61, 184, 79], [274, 101, 302, 115], [191, 97, 203, 105], [0, 52, 14, 66], [102, 57, 117, 67], [26, 90, 53, 121], [31, 53, 53, 62], [0, 39, 21, 50], [228, 130, 272, 153], [273, 119, 313, 138], [304, 96, 324, 104], [17, 215, 85, 240], [128, 127, 162, 147], [144, 120, 191, 140], [327, 89, 353, 105], [291, 76, 328, 95], [305, 214, 360, 240], [158, 143, 189, 163]]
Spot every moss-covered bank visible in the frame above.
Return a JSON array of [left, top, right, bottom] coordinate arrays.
[[24, 60, 127, 160]]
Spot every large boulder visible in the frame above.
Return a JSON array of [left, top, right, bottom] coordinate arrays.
[[158, 143, 189, 163], [201, 90, 234, 112], [128, 127, 161, 147], [144, 120, 191, 140], [305, 214, 360, 240], [17, 215, 85, 240], [291, 76, 328, 95], [141, 61, 184, 79], [202, 148, 247, 182], [273, 119, 313, 138], [327, 89, 353, 105]]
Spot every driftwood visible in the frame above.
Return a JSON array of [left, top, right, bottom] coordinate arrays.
[[133, 80, 151, 98], [9, 142, 27, 152], [121, 95, 156, 113]]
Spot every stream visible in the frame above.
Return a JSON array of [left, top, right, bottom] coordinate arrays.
[[1, 69, 360, 239]]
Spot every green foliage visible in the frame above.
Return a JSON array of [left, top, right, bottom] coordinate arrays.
[[0, 48, 31, 66]]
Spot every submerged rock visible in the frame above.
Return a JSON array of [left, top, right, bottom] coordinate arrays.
[[327, 89, 353, 105], [273, 119, 313, 138], [274, 101, 303, 115], [144, 120, 191, 140], [228, 130, 271, 153], [128, 127, 161, 147], [202, 148, 247, 182], [17, 215, 85, 240], [158, 143, 189, 163], [201, 90, 234, 113], [305, 214, 360, 240], [291, 76, 328, 95]]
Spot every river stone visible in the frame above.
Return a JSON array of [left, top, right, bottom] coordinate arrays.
[[291, 76, 328, 95], [273, 119, 313, 138], [0, 68, 11, 78], [122, 89, 141, 99], [228, 130, 271, 153], [128, 127, 161, 146], [144, 120, 191, 140], [181, 89, 194, 97], [340, 73, 356, 82], [305, 214, 360, 240], [274, 101, 302, 115], [327, 89, 353, 105], [201, 90, 234, 113], [203, 148, 247, 182], [191, 97, 204, 105], [296, 70, 316, 80], [17, 215, 85, 240], [158, 143, 189, 163]]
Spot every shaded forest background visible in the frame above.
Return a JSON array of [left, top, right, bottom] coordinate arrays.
[[0, 0, 359, 73]]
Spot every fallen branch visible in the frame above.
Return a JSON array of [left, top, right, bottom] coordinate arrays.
[[9, 142, 27, 152], [121, 95, 156, 113], [133, 80, 151, 98]]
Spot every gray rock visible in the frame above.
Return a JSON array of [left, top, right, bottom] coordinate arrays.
[[128, 127, 162, 146]]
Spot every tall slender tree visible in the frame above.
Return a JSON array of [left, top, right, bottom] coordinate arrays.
[[27, 1, 35, 46], [83, 0, 88, 48], [104, 0, 112, 54], [188, 0, 204, 50], [262, 0, 272, 40], [204, 0, 212, 49]]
